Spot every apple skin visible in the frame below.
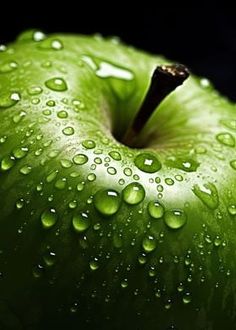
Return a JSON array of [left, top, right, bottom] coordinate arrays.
[[0, 30, 236, 329]]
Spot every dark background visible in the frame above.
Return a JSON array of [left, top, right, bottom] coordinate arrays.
[[0, 5, 236, 101]]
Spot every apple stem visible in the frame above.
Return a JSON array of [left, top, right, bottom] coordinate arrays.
[[122, 64, 189, 147]]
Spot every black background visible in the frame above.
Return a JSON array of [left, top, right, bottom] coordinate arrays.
[[0, 4, 236, 101]]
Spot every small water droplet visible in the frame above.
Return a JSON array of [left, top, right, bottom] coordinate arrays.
[[82, 140, 96, 149], [39, 38, 64, 50], [46, 170, 58, 183], [183, 292, 191, 304], [1, 155, 15, 171], [214, 235, 222, 247], [109, 151, 121, 161], [123, 167, 132, 176], [73, 154, 88, 165], [87, 173, 96, 182], [216, 132, 235, 147], [72, 212, 90, 232], [0, 92, 21, 109], [27, 85, 43, 95], [221, 119, 236, 131], [41, 208, 58, 229], [107, 167, 117, 175], [55, 178, 67, 190], [77, 182, 85, 191], [165, 178, 174, 185], [12, 146, 28, 159], [123, 182, 145, 205], [89, 258, 99, 271], [45, 77, 68, 91], [228, 204, 236, 215], [94, 189, 121, 216], [20, 165, 32, 175], [134, 153, 161, 173], [57, 110, 68, 118], [16, 198, 24, 209], [62, 126, 74, 135], [43, 251, 56, 266], [142, 235, 157, 252], [164, 209, 187, 229], [96, 61, 134, 80], [230, 160, 236, 170], [192, 182, 219, 209], [148, 201, 164, 219], [46, 100, 56, 107], [60, 159, 72, 168], [0, 60, 18, 73], [166, 156, 199, 172]]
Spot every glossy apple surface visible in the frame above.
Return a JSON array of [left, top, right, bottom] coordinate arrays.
[[0, 31, 236, 329]]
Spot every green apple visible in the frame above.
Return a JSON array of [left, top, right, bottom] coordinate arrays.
[[0, 30, 236, 330]]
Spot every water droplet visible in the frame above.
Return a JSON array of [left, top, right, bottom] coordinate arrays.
[[62, 126, 74, 136], [32, 264, 44, 278], [20, 165, 32, 175], [214, 235, 222, 247], [57, 110, 68, 118], [142, 235, 157, 252], [107, 167, 117, 175], [175, 174, 183, 182], [60, 159, 72, 168], [164, 209, 187, 230], [183, 292, 191, 304], [73, 154, 88, 165], [12, 146, 28, 159], [121, 279, 128, 288], [72, 212, 90, 232], [165, 178, 174, 185], [41, 208, 58, 229], [87, 173, 96, 182], [89, 258, 99, 271], [33, 31, 46, 41], [221, 119, 236, 131], [123, 182, 145, 205], [46, 170, 58, 183], [0, 92, 21, 109], [77, 182, 85, 191], [123, 167, 132, 176], [228, 204, 236, 215], [96, 61, 134, 80], [230, 160, 236, 170], [55, 178, 67, 190], [94, 189, 121, 216], [134, 153, 161, 173], [16, 198, 24, 209], [109, 151, 121, 161], [1, 155, 15, 171], [45, 77, 67, 91], [148, 201, 164, 219], [43, 251, 56, 266], [166, 157, 199, 172], [192, 183, 219, 209], [27, 85, 43, 95], [0, 60, 18, 73], [46, 100, 56, 107], [68, 200, 77, 209], [39, 38, 64, 50], [82, 140, 96, 149], [216, 132, 235, 147]]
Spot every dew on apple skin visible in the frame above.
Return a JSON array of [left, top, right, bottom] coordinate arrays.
[[221, 119, 236, 130], [166, 156, 199, 172], [55, 178, 67, 190], [57, 110, 68, 119], [216, 132, 235, 147], [68, 200, 77, 209], [77, 182, 85, 191], [142, 235, 157, 252], [73, 154, 88, 165], [107, 167, 117, 175], [16, 198, 24, 209], [46, 100, 56, 107], [0, 91, 21, 109], [43, 251, 56, 266], [19, 165, 32, 175], [27, 85, 43, 95], [109, 151, 121, 161], [165, 178, 174, 185], [230, 160, 236, 170], [94, 157, 102, 164], [60, 159, 73, 168], [32, 264, 44, 278], [214, 235, 222, 247], [82, 139, 96, 149], [45, 77, 68, 92], [121, 279, 128, 288], [177, 282, 184, 292], [183, 292, 191, 304], [46, 170, 58, 183], [41, 208, 58, 229], [0, 60, 18, 73], [39, 37, 64, 50], [62, 126, 74, 136], [164, 209, 187, 229], [87, 173, 96, 182], [94, 189, 121, 216], [228, 204, 236, 215], [134, 153, 161, 173], [192, 182, 219, 210], [123, 182, 145, 205], [12, 110, 26, 124], [148, 201, 164, 219], [89, 259, 99, 271], [42, 109, 51, 116], [12, 146, 28, 159], [72, 212, 90, 232], [1, 155, 15, 171]]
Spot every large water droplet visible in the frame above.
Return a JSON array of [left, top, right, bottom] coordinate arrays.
[[192, 182, 219, 209], [148, 201, 164, 219], [142, 235, 157, 252], [94, 189, 121, 216], [72, 212, 90, 232], [164, 209, 187, 229], [0, 92, 21, 109], [73, 154, 88, 165], [134, 153, 161, 173], [123, 182, 145, 205], [216, 132, 235, 147], [45, 77, 67, 91], [41, 208, 58, 229]]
